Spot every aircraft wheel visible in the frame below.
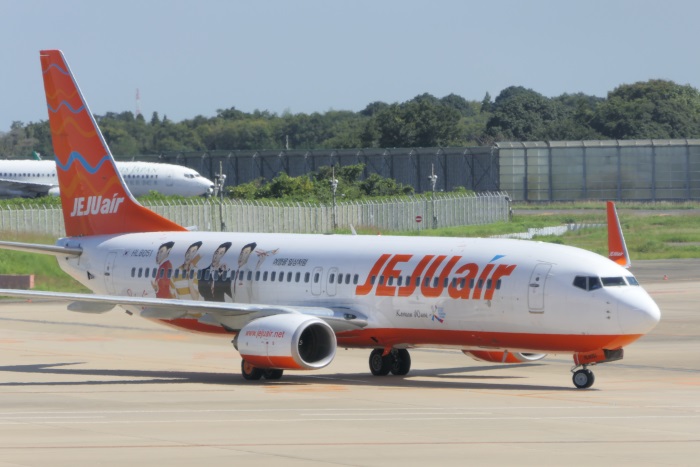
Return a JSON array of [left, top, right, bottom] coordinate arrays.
[[390, 349, 411, 376], [263, 369, 284, 380], [369, 349, 392, 376], [241, 359, 263, 380], [572, 369, 595, 389]]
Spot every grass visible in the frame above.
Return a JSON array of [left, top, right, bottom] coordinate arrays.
[[349, 206, 700, 260], [2, 205, 700, 293]]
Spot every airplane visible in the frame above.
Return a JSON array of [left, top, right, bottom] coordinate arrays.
[[0, 157, 214, 198], [0, 50, 660, 389]]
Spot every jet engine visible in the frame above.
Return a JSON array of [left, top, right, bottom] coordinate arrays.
[[463, 350, 546, 364], [234, 314, 336, 370]]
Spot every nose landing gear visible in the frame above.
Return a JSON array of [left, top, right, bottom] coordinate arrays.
[[571, 365, 595, 389]]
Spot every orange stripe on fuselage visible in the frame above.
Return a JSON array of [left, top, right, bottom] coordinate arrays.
[[335, 328, 643, 353], [155, 316, 641, 353]]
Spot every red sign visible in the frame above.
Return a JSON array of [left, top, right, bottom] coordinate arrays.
[[415, 215, 422, 223]]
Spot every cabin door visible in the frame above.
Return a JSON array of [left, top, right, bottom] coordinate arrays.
[[104, 251, 119, 294], [528, 263, 552, 313]]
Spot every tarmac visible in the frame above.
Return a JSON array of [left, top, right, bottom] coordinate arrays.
[[0, 259, 698, 466]]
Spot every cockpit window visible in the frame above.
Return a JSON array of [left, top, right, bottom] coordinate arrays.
[[573, 276, 602, 291], [602, 277, 627, 287], [625, 276, 640, 286]]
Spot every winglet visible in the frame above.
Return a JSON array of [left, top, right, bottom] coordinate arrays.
[[39, 50, 186, 237], [607, 201, 630, 268]]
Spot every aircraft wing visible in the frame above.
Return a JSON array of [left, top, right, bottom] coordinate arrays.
[[0, 178, 56, 197], [0, 289, 368, 332]]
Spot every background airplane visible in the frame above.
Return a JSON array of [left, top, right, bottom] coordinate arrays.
[[0, 159, 214, 197], [0, 50, 661, 390]]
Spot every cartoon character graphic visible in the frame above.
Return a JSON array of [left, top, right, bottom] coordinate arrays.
[[174, 241, 202, 300], [152, 241, 175, 298], [232, 242, 256, 296], [198, 242, 232, 302]]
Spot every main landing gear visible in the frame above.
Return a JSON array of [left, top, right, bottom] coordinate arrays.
[[369, 348, 411, 376], [240, 359, 284, 381], [571, 365, 595, 389]]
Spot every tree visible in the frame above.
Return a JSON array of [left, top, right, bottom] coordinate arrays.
[[485, 86, 561, 141], [591, 80, 700, 139]]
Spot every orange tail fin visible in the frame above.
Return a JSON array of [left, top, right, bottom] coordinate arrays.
[[607, 201, 630, 268], [40, 50, 186, 237]]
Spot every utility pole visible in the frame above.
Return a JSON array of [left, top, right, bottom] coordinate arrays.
[[428, 163, 438, 229], [214, 161, 227, 231], [330, 167, 338, 231]]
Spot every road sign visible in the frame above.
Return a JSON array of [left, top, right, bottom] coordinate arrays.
[[415, 215, 422, 223]]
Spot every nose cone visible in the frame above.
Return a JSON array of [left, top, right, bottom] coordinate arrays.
[[618, 290, 661, 335], [199, 177, 215, 196]]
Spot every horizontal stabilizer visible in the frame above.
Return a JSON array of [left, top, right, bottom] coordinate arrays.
[[0, 240, 82, 257]]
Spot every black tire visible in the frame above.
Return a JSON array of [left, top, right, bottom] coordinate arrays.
[[390, 349, 411, 376], [241, 359, 263, 381], [263, 369, 284, 380], [572, 369, 595, 389], [369, 348, 392, 376]]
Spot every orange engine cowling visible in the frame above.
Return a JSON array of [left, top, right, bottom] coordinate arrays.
[[234, 314, 337, 370], [463, 350, 547, 364]]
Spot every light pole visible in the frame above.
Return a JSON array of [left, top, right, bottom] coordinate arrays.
[[214, 161, 227, 231], [330, 167, 338, 231], [428, 164, 437, 229]]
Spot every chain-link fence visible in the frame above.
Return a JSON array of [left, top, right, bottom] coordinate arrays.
[[0, 192, 510, 237]]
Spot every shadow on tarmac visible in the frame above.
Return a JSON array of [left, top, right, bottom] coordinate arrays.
[[0, 361, 577, 392]]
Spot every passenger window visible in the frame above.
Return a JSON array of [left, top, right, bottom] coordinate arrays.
[[329, 273, 335, 284], [271, 271, 276, 281], [397, 276, 403, 286], [279, 272, 284, 282], [152, 267, 157, 278], [190, 269, 195, 280], [345, 274, 351, 285], [131, 267, 136, 278], [314, 272, 320, 283], [378, 276, 384, 285], [247, 271, 252, 281], [137, 268, 143, 278], [353, 274, 359, 285], [255, 271, 261, 281], [304, 272, 310, 283], [263, 271, 268, 281], [295, 272, 300, 282], [388, 276, 394, 286], [371, 276, 376, 285], [287, 272, 292, 282]]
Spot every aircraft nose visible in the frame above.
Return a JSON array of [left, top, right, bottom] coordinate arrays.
[[618, 291, 661, 335]]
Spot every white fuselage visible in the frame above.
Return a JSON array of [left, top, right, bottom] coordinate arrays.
[[56, 231, 661, 354], [0, 160, 214, 197]]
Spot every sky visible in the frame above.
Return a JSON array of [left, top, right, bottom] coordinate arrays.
[[2, 0, 700, 133]]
